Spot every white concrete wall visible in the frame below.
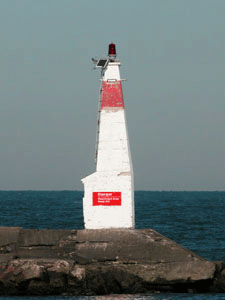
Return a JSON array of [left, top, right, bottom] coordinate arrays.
[[82, 171, 134, 229], [96, 109, 131, 173]]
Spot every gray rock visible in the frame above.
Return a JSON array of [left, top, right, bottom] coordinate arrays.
[[0, 227, 223, 295]]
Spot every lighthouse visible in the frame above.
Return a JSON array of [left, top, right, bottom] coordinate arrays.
[[81, 43, 134, 229]]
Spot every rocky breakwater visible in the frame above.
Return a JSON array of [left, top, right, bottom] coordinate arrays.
[[0, 226, 224, 295]]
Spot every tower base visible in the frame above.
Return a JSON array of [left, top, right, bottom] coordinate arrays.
[[82, 171, 134, 229]]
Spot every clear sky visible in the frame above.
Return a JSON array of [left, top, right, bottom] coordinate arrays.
[[0, 0, 224, 191]]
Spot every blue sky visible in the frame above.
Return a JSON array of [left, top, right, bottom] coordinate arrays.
[[0, 0, 224, 190]]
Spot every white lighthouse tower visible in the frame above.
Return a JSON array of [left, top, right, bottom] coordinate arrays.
[[81, 43, 134, 229]]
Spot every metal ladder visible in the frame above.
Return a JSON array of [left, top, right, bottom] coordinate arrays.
[[94, 82, 102, 165]]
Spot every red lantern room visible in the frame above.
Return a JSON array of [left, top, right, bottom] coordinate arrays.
[[108, 43, 116, 57]]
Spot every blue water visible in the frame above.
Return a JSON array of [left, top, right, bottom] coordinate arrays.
[[0, 191, 225, 300]]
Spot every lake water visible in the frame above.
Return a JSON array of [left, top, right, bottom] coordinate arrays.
[[0, 190, 225, 300]]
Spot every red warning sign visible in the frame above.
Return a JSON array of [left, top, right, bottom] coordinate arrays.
[[93, 192, 121, 206]]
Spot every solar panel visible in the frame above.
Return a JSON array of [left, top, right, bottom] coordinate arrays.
[[96, 59, 108, 68]]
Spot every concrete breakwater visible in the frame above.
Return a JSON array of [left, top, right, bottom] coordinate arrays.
[[0, 227, 224, 295]]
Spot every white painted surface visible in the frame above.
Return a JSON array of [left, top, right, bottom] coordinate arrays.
[[103, 62, 121, 81], [96, 109, 131, 172], [82, 57, 134, 229], [82, 171, 134, 229]]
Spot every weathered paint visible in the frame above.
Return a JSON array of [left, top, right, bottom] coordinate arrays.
[[82, 55, 134, 229], [101, 81, 124, 109]]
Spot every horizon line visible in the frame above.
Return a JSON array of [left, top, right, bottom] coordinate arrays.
[[0, 190, 225, 192]]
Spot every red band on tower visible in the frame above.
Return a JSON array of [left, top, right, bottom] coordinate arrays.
[[101, 81, 124, 109]]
